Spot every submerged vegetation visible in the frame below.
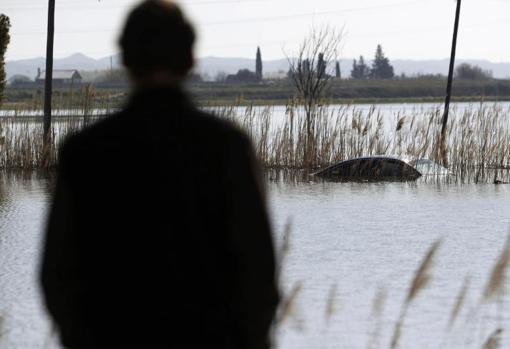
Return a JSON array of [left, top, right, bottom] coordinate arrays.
[[218, 101, 510, 183], [0, 100, 509, 183]]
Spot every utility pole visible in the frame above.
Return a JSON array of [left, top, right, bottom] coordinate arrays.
[[43, 0, 55, 149], [439, 0, 461, 167]]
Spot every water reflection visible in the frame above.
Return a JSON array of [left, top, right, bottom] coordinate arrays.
[[1, 171, 510, 348], [0, 171, 55, 349]]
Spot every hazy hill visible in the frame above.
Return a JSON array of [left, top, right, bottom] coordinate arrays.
[[6, 53, 122, 81], [6, 53, 510, 81]]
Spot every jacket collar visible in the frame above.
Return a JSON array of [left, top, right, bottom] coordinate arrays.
[[127, 85, 193, 113]]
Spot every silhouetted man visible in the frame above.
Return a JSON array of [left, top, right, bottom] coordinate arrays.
[[40, 1, 279, 348]]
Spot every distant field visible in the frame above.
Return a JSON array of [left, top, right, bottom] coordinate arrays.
[[189, 77, 510, 104], [3, 77, 510, 109]]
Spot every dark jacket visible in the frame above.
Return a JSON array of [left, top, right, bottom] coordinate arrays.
[[41, 86, 279, 349]]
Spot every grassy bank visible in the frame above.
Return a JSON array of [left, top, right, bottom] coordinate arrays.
[[198, 95, 510, 107], [189, 77, 510, 104], [4, 77, 510, 109]]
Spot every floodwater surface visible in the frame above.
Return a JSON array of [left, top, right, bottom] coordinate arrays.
[[1, 172, 510, 348]]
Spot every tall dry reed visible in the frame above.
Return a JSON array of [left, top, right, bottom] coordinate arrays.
[[1, 101, 509, 183], [213, 102, 510, 183]]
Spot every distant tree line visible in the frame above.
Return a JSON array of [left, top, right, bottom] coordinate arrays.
[[221, 46, 265, 83], [455, 63, 492, 80], [351, 44, 394, 79], [4, 40, 498, 92]]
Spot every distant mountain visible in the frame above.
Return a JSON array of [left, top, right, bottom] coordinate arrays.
[[391, 59, 510, 78], [6, 53, 122, 81], [195, 56, 290, 79], [6, 53, 510, 81]]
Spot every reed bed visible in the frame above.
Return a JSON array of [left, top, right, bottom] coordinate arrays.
[[0, 101, 509, 182], [213, 102, 510, 183], [0, 116, 96, 168]]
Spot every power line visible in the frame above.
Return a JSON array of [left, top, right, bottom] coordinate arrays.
[[10, 0, 425, 36], [10, 10, 510, 38], [2, 0, 269, 10], [202, 0, 424, 25], [2, 0, 419, 12]]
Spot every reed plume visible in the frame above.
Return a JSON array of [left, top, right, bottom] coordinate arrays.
[[390, 240, 441, 349], [482, 328, 502, 349], [324, 283, 338, 323], [483, 234, 510, 302], [449, 276, 470, 328], [276, 281, 303, 327]]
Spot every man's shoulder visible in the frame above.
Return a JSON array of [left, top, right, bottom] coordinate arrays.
[[60, 113, 121, 146], [189, 109, 251, 144], [59, 108, 253, 159], [58, 112, 130, 164]]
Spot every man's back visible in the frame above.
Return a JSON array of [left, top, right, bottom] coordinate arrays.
[[41, 87, 278, 348]]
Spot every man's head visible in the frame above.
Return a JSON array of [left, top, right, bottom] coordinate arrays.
[[119, 0, 195, 84]]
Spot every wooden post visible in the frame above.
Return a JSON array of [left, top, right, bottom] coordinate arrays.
[[440, 0, 462, 167], [43, 0, 55, 147]]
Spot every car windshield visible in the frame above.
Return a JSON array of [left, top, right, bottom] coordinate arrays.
[[412, 158, 449, 175]]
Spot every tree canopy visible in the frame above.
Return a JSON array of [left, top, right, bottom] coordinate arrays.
[[226, 69, 258, 83], [370, 44, 394, 79], [0, 14, 11, 107], [256, 46, 263, 81], [335, 61, 341, 78], [455, 63, 492, 80], [351, 56, 370, 79]]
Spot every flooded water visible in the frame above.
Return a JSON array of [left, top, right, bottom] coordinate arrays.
[[2, 101, 510, 120], [1, 171, 510, 348], [0, 173, 54, 349]]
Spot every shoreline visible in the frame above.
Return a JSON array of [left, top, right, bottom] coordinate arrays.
[[195, 95, 510, 107], [2, 95, 510, 111]]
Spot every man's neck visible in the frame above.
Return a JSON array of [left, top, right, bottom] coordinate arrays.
[[133, 71, 185, 91]]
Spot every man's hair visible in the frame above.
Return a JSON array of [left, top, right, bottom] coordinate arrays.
[[119, 0, 195, 77]]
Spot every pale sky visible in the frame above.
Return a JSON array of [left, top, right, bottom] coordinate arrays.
[[3, 0, 510, 62]]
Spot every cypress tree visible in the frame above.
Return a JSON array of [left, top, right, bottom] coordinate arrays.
[[255, 46, 263, 81], [0, 14, 10, 107], [358, 56, 369, 78], [351, 56, 369, 79], [317, 52, 326, 77], [335, 61, 341, 78], [351, 58, 359, 78]]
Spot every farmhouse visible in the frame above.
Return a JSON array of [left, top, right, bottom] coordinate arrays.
[[35, 68, 83, 86]]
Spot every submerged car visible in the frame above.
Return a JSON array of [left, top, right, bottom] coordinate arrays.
[[313, 156, 447, 181], [409, 158, 449, 176]]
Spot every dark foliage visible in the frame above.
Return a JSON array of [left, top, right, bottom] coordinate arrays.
[[187, 72, 203, 83], [256, 46, 263, 81], [317, 53, 326, 77], [351, 56, 370, 79], [226, 69, 258, 83], [370, 44, 394, 79], [455, 63, 493, 80], [0, 14, 11, 107], [335, 61, 341, 79], [8, 75, 32, 86]]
